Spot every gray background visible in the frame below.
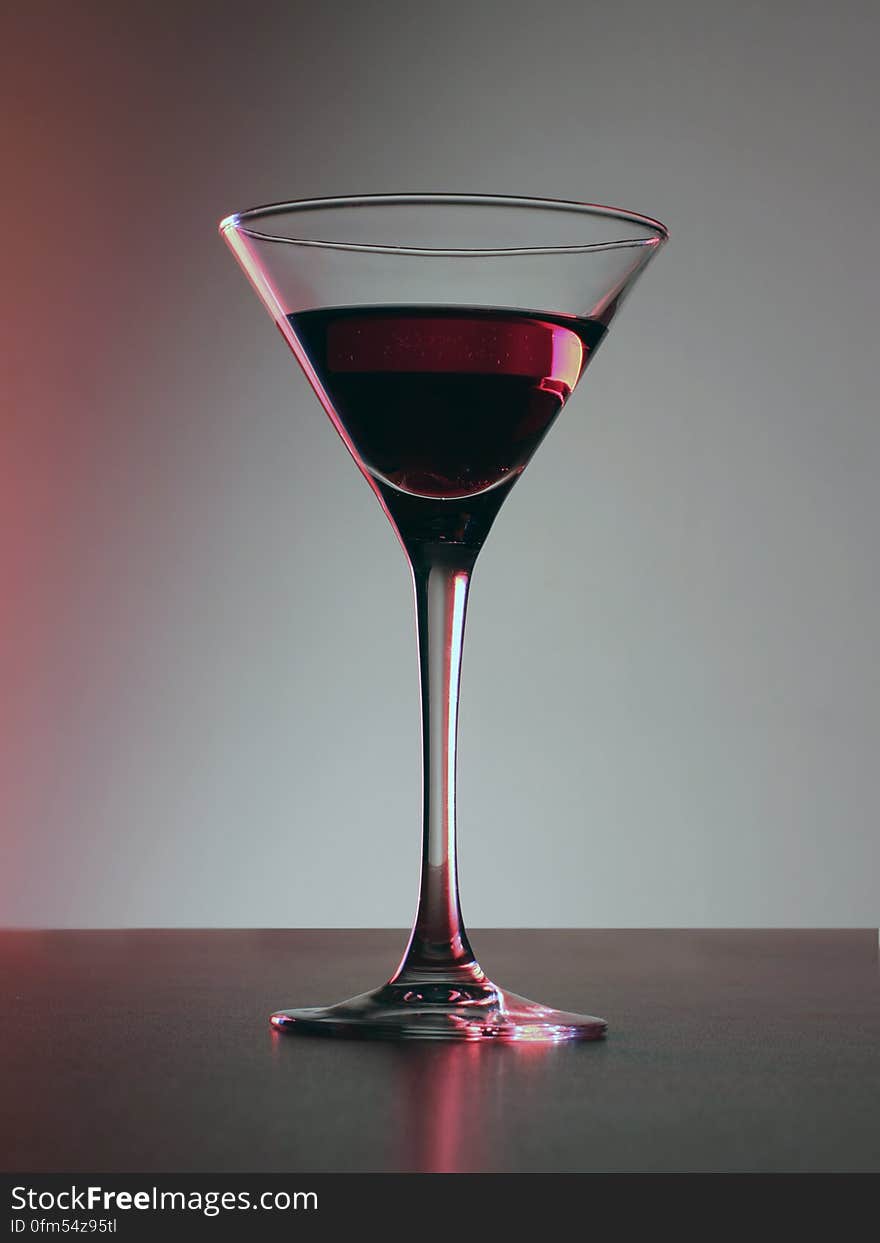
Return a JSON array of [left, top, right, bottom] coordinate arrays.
[[2, 0, 877, 927]]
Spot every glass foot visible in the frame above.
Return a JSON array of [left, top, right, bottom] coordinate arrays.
[[270, 979, 607, 1042]]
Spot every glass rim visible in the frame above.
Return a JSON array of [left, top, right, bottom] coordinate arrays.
[[218, 192, 669, 257]]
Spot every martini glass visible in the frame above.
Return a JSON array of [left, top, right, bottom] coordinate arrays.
[[220, 194, 667, 1041]]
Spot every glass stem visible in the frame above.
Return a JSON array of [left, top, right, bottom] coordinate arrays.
[[391, 541, 483, 985]]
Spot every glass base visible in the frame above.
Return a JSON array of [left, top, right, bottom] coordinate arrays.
[[270, 979, 607, 1042]]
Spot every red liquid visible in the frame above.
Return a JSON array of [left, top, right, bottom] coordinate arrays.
[[288, 307, 606, 500]]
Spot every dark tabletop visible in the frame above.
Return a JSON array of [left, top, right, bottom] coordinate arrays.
[[1, 929, 878, 1173]]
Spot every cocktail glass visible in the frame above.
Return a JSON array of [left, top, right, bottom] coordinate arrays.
[[220, 194, 668, 1040]]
